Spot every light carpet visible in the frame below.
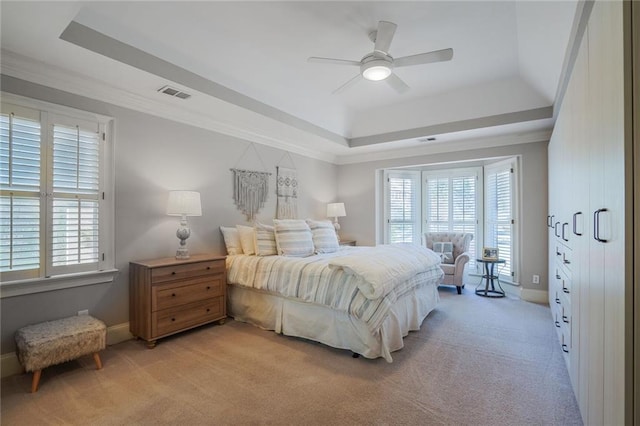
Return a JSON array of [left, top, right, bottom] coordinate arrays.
[[0, 287, 582, 425]]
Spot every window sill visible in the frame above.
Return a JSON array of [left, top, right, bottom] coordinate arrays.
[[0, 269, 119, 299]]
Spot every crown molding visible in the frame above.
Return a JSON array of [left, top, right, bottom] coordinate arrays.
[[335, 128, 552, 165], [0, 50, 338, 164]]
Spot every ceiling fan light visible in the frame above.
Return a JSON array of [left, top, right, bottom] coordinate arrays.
[[361, 60, 392, 81]]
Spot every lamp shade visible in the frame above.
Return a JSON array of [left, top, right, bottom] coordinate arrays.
[[326, 202, 346, 218], [167, 191, 202, 216]]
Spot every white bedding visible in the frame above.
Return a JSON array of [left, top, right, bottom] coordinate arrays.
[[226, 245, 443, 333]]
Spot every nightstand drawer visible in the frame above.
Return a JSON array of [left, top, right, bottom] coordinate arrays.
[[153, 296, 225, 337], [152, 275, 224, 311], [151, 260, 225, 283]]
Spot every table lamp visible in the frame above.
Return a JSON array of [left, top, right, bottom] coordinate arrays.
[[326, 202, 346, 239], [167, 190, 202, 259]]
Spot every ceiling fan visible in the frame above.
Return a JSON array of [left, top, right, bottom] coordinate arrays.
[[308, 20, 453, 95]]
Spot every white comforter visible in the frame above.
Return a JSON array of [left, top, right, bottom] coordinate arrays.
[[226, 244, 443, 332], [328, 243, 441, 300]]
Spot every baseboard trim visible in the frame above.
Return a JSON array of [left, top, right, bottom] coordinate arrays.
[[520, 288, 549, 304], [1, 322, 132, 378]]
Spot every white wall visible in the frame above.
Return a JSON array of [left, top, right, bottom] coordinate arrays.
[[0, 76, 337, 353], [336, 141, 549, 295]]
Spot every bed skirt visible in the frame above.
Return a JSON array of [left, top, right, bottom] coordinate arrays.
[[227, 282, 439, 362]]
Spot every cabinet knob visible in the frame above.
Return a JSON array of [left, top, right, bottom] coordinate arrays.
[[206, 308, 210, 312], [206, 286, 210, 290], [171, 318, 176, 322], [171, 271, 176, 275], [171, 293, 176, 297], [206, 266, 211, 270]]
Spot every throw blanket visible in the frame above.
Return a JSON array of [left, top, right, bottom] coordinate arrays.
[[328, 243, 442, 300]]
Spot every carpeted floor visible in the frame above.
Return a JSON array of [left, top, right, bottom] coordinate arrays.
[[1, 287, 583, 425]]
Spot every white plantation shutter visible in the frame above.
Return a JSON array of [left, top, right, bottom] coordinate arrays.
[[485, 161, 515, 281], [0, 98, 112, 286], [49, 122, 101, 273], [0, 109, 42, 278], [384, 170, 420, 244], [425, 169, 479, 266]]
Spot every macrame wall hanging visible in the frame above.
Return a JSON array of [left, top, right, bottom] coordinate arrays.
[[276, 164, 298, 219], [230, 143, 271, 222]]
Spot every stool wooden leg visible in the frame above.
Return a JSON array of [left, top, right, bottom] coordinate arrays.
[[93, 353, 103, 370], [31, 370, 41, 393]]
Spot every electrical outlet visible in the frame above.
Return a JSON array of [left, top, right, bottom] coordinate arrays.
[[532, 275, 540, 284], [78, 309, 89, 316]]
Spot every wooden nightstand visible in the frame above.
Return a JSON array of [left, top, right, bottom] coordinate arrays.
[[339, 240, 356, 246], [129, 254, 226, 348]]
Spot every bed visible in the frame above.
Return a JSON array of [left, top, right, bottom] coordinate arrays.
[[225, 243, 443, 362]]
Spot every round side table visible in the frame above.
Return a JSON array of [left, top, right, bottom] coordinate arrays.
[[475, 258, 506, 298]]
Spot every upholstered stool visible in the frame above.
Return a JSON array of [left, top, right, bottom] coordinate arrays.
[[15, 315, 106, 393]]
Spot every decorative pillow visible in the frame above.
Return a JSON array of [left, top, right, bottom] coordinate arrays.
[[254, 222, 277, 256], [236, 225, 256, 256], [273, 219, 315, 257], [433, 241, 454, 264], [306, 219, 339, 253], [219, 226, 243, 255]]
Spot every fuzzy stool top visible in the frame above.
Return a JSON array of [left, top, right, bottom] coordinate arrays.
[[15, 315, 106, 373]]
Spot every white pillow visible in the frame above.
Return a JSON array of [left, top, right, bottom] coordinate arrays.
[[306, 219, 339, 253], [236, 225, 256, 256], [254, 222, 277, 256], [219, 226, 243, 255], [273, 219, 315, 257]]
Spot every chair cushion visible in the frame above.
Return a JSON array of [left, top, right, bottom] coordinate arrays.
[[440, 264, 456, 275]]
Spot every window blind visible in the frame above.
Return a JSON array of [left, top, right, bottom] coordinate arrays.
[[425, 172, 478, 265], [0, 113, 41, 273], [485, 167, 512, 277], [386, 172, 419, 244], [51, 124, 100, 268]]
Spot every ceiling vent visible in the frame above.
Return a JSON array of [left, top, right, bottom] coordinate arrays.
[[418, 137, 437, 143], [158, 85, 191, 100]]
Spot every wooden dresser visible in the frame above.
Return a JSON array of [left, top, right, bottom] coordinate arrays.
[[129, 254, 226, 348]]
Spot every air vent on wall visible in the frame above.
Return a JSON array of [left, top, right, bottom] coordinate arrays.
[[158, 85, 191, 100]]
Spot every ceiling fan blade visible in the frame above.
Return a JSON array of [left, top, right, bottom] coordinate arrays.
[[394, 48, 454, 67], [332, 74, 362, 95], [386, 73, 410, 94], [374, 21, 397, 54], [308, 57, 361, 66]]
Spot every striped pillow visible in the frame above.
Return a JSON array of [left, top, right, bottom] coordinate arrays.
[[273, 219, 315, 257], [306, 219, 339, 253], [254, 222, 277, 256]]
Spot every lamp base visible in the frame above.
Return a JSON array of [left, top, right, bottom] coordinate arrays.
[[175, 247, 190, 260]]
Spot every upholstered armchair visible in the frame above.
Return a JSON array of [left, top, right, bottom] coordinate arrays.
[[425, 232, 473, 294]]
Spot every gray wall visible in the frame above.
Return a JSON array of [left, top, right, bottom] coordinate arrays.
[[336, 141, 549, 293], [0, 76, 337, 354]]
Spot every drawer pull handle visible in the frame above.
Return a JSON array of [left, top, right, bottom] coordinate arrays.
[[562, 344, 569, 353], [563, 254, 570, 264], [563, 287, 570, 294], [563, 315, 569, 323], [556, 274, 561, 280], [555, 297, 561, 304], [555, 320, 560, 328]]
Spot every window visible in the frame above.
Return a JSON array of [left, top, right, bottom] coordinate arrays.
[[1, 95, 115, 295], [383, 170, 420, 244], [379, 159, 519, 286], [484, 159, 518, 282], [424, 168, 481, 267]]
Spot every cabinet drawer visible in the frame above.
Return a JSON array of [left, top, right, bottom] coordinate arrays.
[[151, 260, 225, 283], [152, 296, 225, 337], [152, 275, 224, 311]]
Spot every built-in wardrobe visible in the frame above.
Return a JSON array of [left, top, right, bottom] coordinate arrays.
[[547, 0, 629, 424]]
